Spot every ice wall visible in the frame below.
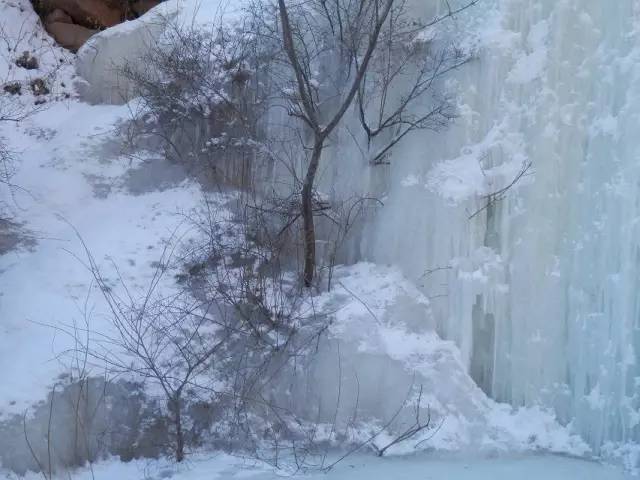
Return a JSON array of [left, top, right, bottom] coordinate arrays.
[[336, 0, 640, 456]]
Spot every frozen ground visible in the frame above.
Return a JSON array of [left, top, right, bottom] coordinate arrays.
[[0, 0, 205, 412], [13, 453, 636, 480], [0, 89, 210, 414]]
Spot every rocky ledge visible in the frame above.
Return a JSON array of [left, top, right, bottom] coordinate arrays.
[[32, 0, 162, 51]]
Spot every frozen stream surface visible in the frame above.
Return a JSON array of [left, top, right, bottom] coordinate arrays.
[[25, 453, 632, 480]]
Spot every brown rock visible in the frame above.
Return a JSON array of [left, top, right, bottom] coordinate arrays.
[[131, 0, 160, 17], [3, 82, 22, 95], [40, 0, 123, 29], [45, 21, 97, 52], [44, 8, 73, 25], [15, 51, 39, 70], [30, 78, 50, 96]]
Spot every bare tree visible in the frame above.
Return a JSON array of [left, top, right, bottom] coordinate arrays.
[[250, 0, 478, 287]]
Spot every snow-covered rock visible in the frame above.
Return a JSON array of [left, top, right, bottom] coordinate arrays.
[[76, 0, 247, 103]]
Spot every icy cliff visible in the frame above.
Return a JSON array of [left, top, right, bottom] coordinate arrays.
[[348, 0, 640, 460]]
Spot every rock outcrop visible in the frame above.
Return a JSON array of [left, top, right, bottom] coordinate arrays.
[[44, 21, 97, 52], [32, 0, 162, 51], [75, 3, 170, 104], [39, 0, 123, 28]]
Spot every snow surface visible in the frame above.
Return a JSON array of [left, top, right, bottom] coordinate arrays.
[[14, 453, 636, 480], [77, 0, 248, 103]]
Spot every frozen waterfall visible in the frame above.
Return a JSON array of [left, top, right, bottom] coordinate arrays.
[[337, 0, 640, 456]]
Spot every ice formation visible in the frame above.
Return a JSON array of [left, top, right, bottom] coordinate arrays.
[[341, 0, 640, 459]]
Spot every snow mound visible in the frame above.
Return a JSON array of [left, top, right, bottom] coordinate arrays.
[[76, 0, 248, 104], [299, 263, 589, 456]]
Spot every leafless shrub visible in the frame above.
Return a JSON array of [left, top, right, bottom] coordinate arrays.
[[371, 385, 431, 457], [59, 194, 329, 463], [69, 232, 225, 462], [118, 16, 270, 190]]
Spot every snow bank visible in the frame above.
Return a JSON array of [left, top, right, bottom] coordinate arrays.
[[76, 0, 248, 104], [277, 263, 588, 457]]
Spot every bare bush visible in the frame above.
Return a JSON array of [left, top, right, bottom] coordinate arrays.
[[119, 17, 269, 190], [63, 194, 330, 463], [71, 234, 225, 462]]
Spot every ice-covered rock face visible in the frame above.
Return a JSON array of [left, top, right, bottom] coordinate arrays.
[[319, 0, 640, 460]]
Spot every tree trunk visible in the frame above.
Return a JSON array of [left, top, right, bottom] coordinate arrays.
[[302, 141, 323, 287], [172, 395, 185, 462]]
